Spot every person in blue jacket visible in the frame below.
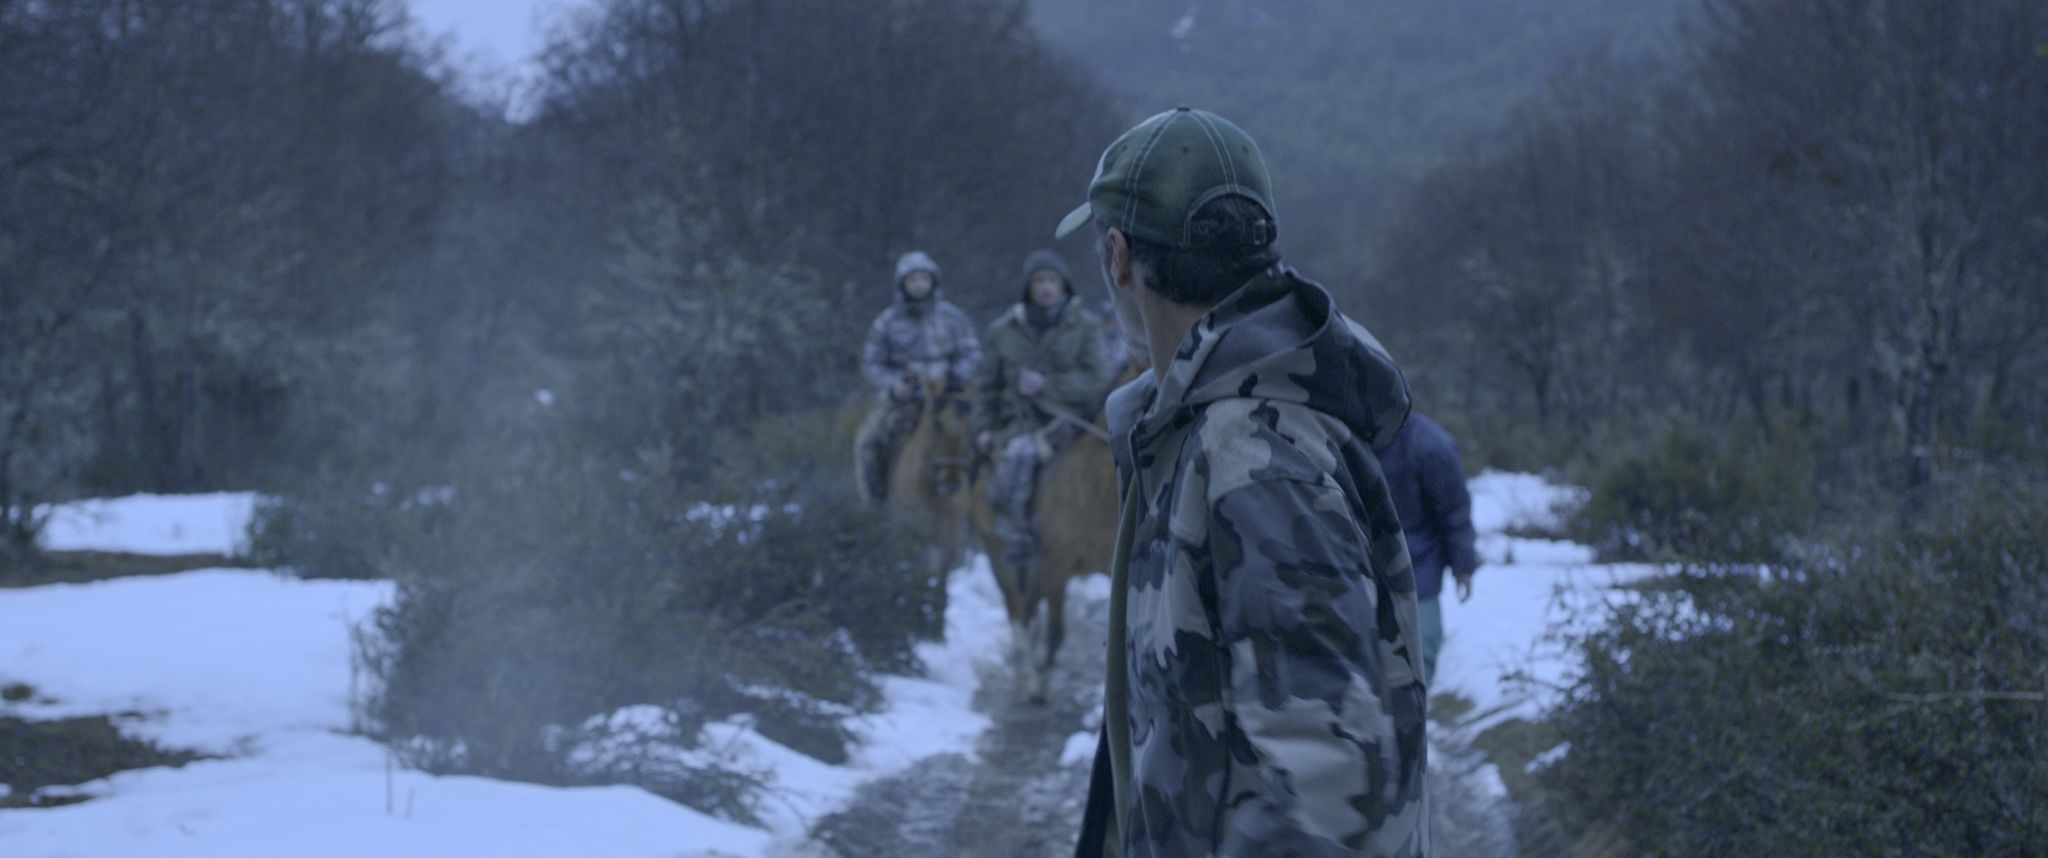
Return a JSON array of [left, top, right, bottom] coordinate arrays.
[[1374, 410, 1481, 683]]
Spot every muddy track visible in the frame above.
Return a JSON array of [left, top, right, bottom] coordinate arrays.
[[804, 587, 1108, 858]]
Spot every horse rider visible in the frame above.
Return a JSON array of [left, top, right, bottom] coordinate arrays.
[[856, 250, 983, 505], [971, 249, 1111, 572]]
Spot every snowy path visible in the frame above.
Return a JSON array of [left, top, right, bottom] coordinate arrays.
[[797, 575, 1108, 858]]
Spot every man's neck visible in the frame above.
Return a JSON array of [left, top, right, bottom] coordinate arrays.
[[1138, 292, 1215, 381]]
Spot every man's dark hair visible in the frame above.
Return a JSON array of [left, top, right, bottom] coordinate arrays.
[[1099, 195, 1281, 307]]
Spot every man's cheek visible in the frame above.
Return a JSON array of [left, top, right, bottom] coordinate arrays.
[[1115, 295, 1145, 345]]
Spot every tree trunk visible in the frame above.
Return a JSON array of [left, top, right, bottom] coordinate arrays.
[[130, 311, 170, 491]]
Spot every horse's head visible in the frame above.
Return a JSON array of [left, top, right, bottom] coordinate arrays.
[[922, 378, 976, 498]]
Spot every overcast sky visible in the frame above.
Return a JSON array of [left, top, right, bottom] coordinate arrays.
[[408, 0, 580, 73]]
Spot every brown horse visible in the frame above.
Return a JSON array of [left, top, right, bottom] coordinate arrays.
[[968, 362, 1141, 702], [870, 379, 979, 603]]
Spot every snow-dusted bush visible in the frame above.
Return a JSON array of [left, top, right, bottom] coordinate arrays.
[[333, 412, 938, 820], [1522, 477, 2048, 855]]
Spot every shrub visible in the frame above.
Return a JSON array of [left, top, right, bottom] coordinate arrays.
[[343, 415, 939, 819], [1565, 421, 1815, 563], [1523, 477, 2048, 855], [246, 479, 455, 580]]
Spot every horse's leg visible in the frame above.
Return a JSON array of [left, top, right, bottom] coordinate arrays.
[[977, 526, 1033, 690], [941, 509, 966, 574], [1020, 600, 1046, 704], [1013, 617, 1038, 696], [925, 537, 952, 634], [1040, 570, 1069, 675]]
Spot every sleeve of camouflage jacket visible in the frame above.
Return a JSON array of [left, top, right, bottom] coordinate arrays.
[[1043, 315, 1109, 413], [941, 304, 984, 384], [1421, 438, 1480, 578], [1209, 474, 1417, 856], [861, 311, 897, 391]]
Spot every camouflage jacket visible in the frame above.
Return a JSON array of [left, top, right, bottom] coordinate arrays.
[[972, 298, 1110, 438], [861, 293, 983, 391], [1088, 266, 1427, 858]]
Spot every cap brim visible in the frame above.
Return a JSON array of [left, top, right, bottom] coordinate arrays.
[[1053, 203, 1093, 240]]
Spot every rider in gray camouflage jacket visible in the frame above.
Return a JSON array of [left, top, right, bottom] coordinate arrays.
[[855, 251, 982, 504], [1062, 109, 1428, 858]]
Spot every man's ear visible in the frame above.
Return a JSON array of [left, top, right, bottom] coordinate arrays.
[[1105, 227, 1136, 292]]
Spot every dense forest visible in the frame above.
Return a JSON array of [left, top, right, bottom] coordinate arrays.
[[3, 0, 2042, 853]]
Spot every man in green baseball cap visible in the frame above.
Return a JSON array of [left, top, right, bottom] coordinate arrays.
[[1070, 108, 1428, 858]]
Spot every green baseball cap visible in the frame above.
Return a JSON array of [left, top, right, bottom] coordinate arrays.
[[1053, 107, 1277, 248]]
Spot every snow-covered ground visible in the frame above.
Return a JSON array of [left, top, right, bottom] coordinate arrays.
[[36, 492, 258, 556], [1, 492, 1012, 857], [1438, 473, 1659, 725], [2, 474, 1639, 856]]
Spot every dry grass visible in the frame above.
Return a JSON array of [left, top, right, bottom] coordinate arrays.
[[0, 551, 252, 589]]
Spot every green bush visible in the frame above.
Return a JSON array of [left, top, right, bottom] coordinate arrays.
[[1565, 422, 1816, 563], [1522, 478, 2048, 856]]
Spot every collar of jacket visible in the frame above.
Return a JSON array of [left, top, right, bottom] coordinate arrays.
[[1025, 295, 1069, 333], [998, 297, 1073, 332], [1121, 264, 1410, 461], [894, 289, 941, 317]]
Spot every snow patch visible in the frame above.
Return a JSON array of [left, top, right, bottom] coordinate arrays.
[[1526, 741, 1572, 773], [1467, 471, 1585, 534], [1435, 473, 1658, 727], [1475, 762, 1509, 799], [0, 570, 388, 751], [38, 493, 258, 556], [0, 732, 771, 857], [1058, 731, 1096, 769], [1069, 571, 1111, 602]]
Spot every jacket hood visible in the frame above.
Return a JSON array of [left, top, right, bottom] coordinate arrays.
[[1019, 248, 1075, 302], [895, 250, 941, 283], [891, 251, 943, 310], [1125, 266, 1410, 454]]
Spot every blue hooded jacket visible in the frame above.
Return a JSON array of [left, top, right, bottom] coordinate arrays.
[[1373, 411, 1479, 600]]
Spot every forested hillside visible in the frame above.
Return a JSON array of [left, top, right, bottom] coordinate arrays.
[[1027, 0, 1686, 287]]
